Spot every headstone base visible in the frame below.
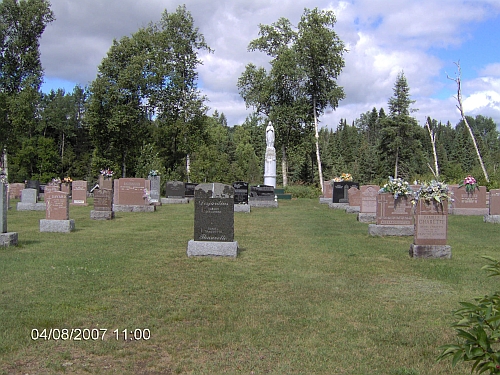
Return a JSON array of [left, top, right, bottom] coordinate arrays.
[[368, 224, 414, 236], [40, 219, 75, 233], [319, 197, 331, 204], [249, 199, 278, 208], [16, 202, 45, 211], [451, 208, 489, 215], [161, 197, 190, 204], [187, 240, 238, 258], [112, 204, 155, 212], [345, 206, 360, 214], [234, 204, 250, 213], [0, 232, 18, 247], [409, 244, 451, 259], [90, 210, 115, 220], [484, 215, 500, 223], [357, 213, 376, 223], [328, 202, 348, 210]]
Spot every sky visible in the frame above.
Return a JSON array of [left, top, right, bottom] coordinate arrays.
[[39, 0, 500, 130]]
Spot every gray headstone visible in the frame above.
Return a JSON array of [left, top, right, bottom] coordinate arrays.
[[0, 184, 7, 233], [148, 176, 161, 203], [194, 183, 234, 242], [21, 188, 38, 203]]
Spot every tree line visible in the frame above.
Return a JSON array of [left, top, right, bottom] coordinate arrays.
[[1, 0, 499, 189]]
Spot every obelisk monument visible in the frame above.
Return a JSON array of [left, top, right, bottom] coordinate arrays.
[[264, 121, 277, 188]]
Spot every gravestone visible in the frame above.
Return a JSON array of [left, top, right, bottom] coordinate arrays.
[[329, 181, 359, 209], [44, 184, 60, 193], [40, 191, 75, 232], [148, 176, 161, 205], [249, 185, 278, 208], [8, 183, 25, 199], [61, 182, 71, 195], [185, 182, 198, 198], [357, 185, 379, 223], [98, 175, 113, 190], [90, 188, 114, 220], [187, 183, 238, 257], [409, 199, 451, 258], [16, 188, 45, 211], [0, 183, 18, 246], [346, 186, 361, 214], [450, 185, 488, 215], [71, 180, 87, 205], [162, 181, 189, 204], [319, 181, 333, 204], [233, 181, 250, 213], [484, 189, 500, 223], [113, 178, 155, 212], [368, 193, 414, 236]]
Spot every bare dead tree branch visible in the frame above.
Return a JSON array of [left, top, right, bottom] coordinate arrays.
[[425, 119, 439, 179], [447, 61, 489, 183]]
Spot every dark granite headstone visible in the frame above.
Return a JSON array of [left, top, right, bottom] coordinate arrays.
[[27, 180, 40, 192], [194, 183, 234, 242], [332, 182, 359, 203], [166, 181, 185, 198], [93, 189, 113, 211], [250, 185, 275, 200], [233, 181, 249, 205], [184, 182, 198, 197]]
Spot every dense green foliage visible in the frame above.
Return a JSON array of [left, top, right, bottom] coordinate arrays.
[[0, 3, 499, 189]]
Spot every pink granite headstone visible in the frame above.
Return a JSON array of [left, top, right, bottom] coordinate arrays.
[[45, 191, 69, 220], [348, 187, 361, 207], [8, 183, 25, 199], [414, 199, 448, 245], [360, 185, 379, 213], [71, 180, 87, 205], [376, 193, 413, 226], [450, 185, 488, 214], [489, 189, 500, 215], [114, 178, 150, 206], [322, 181, 333, 199]]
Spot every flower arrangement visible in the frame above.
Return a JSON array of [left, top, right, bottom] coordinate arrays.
[[379, 176, 413, 199], [62, 177, 72, 183], [459, 175, 479, 193], [148, 170, 159, 177], [414, 180, 452, 204], [52, 177, 61, 184], [332, 173, 353, 182], [0, 172, 7, 184], [100, 168, 114, 178]]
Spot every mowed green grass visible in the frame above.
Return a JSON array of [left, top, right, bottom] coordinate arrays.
[[0, 198, 499, 374]]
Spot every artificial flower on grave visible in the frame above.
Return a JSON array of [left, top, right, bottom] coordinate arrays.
[[459, 175, 479, 193], [100, 168, 114, 178], [143, 188, 152, 204], [52, 177, 61, 184], [332, 173, 353, 182], [379, 176, 413, 200], [414, 180, 452, 204], [0, 172, 7, 184], [63, 177, 73, 183], [148, 170, 159, 177]]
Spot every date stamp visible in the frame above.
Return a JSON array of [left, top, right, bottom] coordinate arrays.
[[30, 328, 151, 341]]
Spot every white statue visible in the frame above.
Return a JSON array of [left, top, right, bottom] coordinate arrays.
[[266, 121, 274, 149], [264, 121, 276, 188]]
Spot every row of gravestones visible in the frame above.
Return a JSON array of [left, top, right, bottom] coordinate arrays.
[[329, 184, 500, 259]]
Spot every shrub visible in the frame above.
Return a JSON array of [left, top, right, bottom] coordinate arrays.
[[437, 256, 500, 374]]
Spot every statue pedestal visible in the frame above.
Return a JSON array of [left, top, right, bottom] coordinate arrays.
[[264, 147, 276, 188]]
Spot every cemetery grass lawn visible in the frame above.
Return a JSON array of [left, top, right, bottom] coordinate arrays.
[[1, 199, 499, 374]]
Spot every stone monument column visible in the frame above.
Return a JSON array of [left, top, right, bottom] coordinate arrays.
[[264, 121, 277, 188]]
